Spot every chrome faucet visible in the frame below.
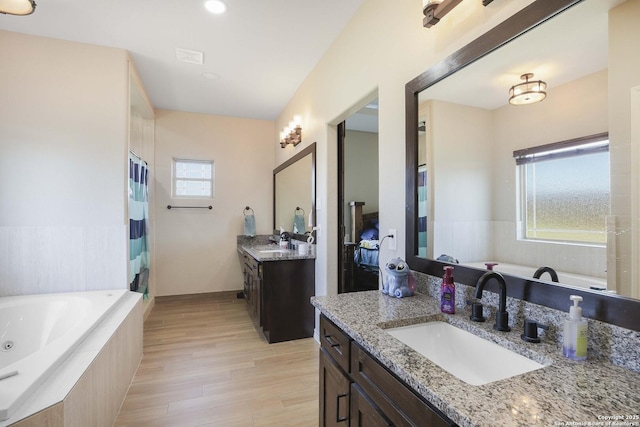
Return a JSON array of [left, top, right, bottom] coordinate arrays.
[[533, 266, 559, 282], [474, 271, 511, 332]]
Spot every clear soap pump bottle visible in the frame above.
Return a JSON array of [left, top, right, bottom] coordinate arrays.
[[562, 295, 588, 360]]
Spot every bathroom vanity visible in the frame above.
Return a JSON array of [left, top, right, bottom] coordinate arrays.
[[319, 314, 455, 426], [239, 238, 315, 343], [313, 289, 640, 427]]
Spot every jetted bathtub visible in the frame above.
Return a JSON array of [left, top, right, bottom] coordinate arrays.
[[0, 289, 129, 421]]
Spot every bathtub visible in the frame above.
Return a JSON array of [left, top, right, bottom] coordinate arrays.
[[464, 262, 609, 291], [0, 289, 129, 422]]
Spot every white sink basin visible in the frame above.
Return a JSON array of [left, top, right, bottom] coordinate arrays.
[[258, 249, 289, 254], [385, 321, 545, 386]]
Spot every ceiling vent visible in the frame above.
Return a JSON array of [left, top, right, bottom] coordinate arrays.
[[175, 48, 204, 65]]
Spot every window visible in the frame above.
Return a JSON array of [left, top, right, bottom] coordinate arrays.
[[514, 133, 609, 245], [173, 159, 214, 198]]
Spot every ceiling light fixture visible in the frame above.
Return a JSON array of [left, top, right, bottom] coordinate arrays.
[[509, 73, 547, 106], [0, 0, 36, 16], [204, 0, 227, 15]]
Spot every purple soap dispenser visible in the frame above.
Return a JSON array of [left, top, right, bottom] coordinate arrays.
[[441, 266, 455, 314]]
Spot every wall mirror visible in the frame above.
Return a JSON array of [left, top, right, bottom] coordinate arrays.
[[406, 0, 640, 330], [273, 143, 316, 235]]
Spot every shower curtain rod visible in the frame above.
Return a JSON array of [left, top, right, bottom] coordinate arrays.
[[129, 149, 143, 161]]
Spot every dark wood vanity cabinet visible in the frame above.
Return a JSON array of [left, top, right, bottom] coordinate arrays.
[[243, 251, 315, 343], [243, 253, 261, 328], [319, 315, 456, 427]]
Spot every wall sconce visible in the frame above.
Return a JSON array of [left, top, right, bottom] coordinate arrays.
[[423, 0, 494, 28], [509, 73, 547, 106], [280, 116, 302, 148], [0, 0, 36, 15]]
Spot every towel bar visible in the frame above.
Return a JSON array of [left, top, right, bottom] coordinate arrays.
[[167, 205, 212, 210]]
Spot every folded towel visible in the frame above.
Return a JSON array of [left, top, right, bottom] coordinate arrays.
[[293, 213, 306, 234], [359, 239, 380, 250], [244, 214, 256, 237]]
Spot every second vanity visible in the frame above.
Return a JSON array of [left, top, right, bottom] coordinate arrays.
[[312, 290, 640, 427], [239, 236, 315, 343]]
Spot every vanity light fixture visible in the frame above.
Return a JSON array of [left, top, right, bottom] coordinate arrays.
[[280, 116, 302, 148], [423, 0, 494, 28], [509, 73, 547, 106], [0, 0, 36, 15]]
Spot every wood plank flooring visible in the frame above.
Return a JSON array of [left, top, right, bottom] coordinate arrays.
[[114, 292, 319, 427]]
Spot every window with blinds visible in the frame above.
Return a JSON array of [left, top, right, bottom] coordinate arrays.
[[514, 133, 609, 244]]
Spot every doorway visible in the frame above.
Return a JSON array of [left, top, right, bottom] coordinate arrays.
[[337, 99, 380, 293]]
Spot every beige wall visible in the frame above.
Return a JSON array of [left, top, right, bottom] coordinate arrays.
[[609, 0, 640, 295], [274, 0, 536, 298], [0, 31, 131, 296], [0, 30, 129, 227], [344, 129, 379, 238], [154, 110, 274, 296], [430, 100, 494, 262]]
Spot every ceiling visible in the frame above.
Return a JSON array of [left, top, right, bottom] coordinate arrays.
[[0, 0, 365, 120], [419, 0, 624, 110]]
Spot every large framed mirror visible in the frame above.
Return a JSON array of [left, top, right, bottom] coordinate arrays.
[[273, 143, 316, 235], [405, 0, 640, 330]]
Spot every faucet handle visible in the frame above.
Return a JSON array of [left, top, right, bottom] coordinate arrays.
[[521, 319, 545, 343], [466, 300, 486, 322]]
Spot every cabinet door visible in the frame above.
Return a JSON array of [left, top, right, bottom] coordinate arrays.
[[350, 383, 393, 427], [319, 348, 350, 427], [253, 262, 261, 325], [351, 342, 455, 427]]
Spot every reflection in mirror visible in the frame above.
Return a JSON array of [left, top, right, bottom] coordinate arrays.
[[406, 0, 640, 301], [273, 143, 316, 234]]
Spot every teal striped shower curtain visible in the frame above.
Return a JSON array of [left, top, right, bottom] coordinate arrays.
[[129, 153, 149, 297], [418, 165, 428, 257]]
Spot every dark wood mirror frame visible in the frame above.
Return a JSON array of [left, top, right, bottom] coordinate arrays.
[[405, 0, 640, 332], [273, 142, 316, 239]]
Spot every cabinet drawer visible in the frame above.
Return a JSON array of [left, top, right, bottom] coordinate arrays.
[[351, 342, 456, 427], [320, 315, 351, 373]]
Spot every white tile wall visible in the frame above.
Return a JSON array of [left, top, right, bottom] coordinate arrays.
[[0, 226, 127, 297], [433, 220, 493, 263], [432, 220, 607, 279]]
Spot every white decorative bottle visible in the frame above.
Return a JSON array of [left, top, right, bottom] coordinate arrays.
[[562, 295, 588, 361]]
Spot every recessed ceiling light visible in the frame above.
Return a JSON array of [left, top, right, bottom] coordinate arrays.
[[202, 72, 220, 80], [204, 0, 227, 14]]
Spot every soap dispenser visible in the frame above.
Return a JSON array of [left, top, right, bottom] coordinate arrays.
[[279, 227, 289, 250], [440, 266, 455, 314], [562, 295, 588, 360]]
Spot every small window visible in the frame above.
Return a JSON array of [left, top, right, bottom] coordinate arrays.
[[514, 133, 609, 245], [173, 159, 214, 198]]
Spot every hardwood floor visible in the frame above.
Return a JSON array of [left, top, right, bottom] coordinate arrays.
[[114, 292, 319, 427]]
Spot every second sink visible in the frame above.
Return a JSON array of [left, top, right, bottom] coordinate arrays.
[[385, 321, 545, 386]]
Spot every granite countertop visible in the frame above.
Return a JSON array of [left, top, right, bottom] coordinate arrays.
[[240, 243, 316, 262], [312, 291, 640, 427]]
